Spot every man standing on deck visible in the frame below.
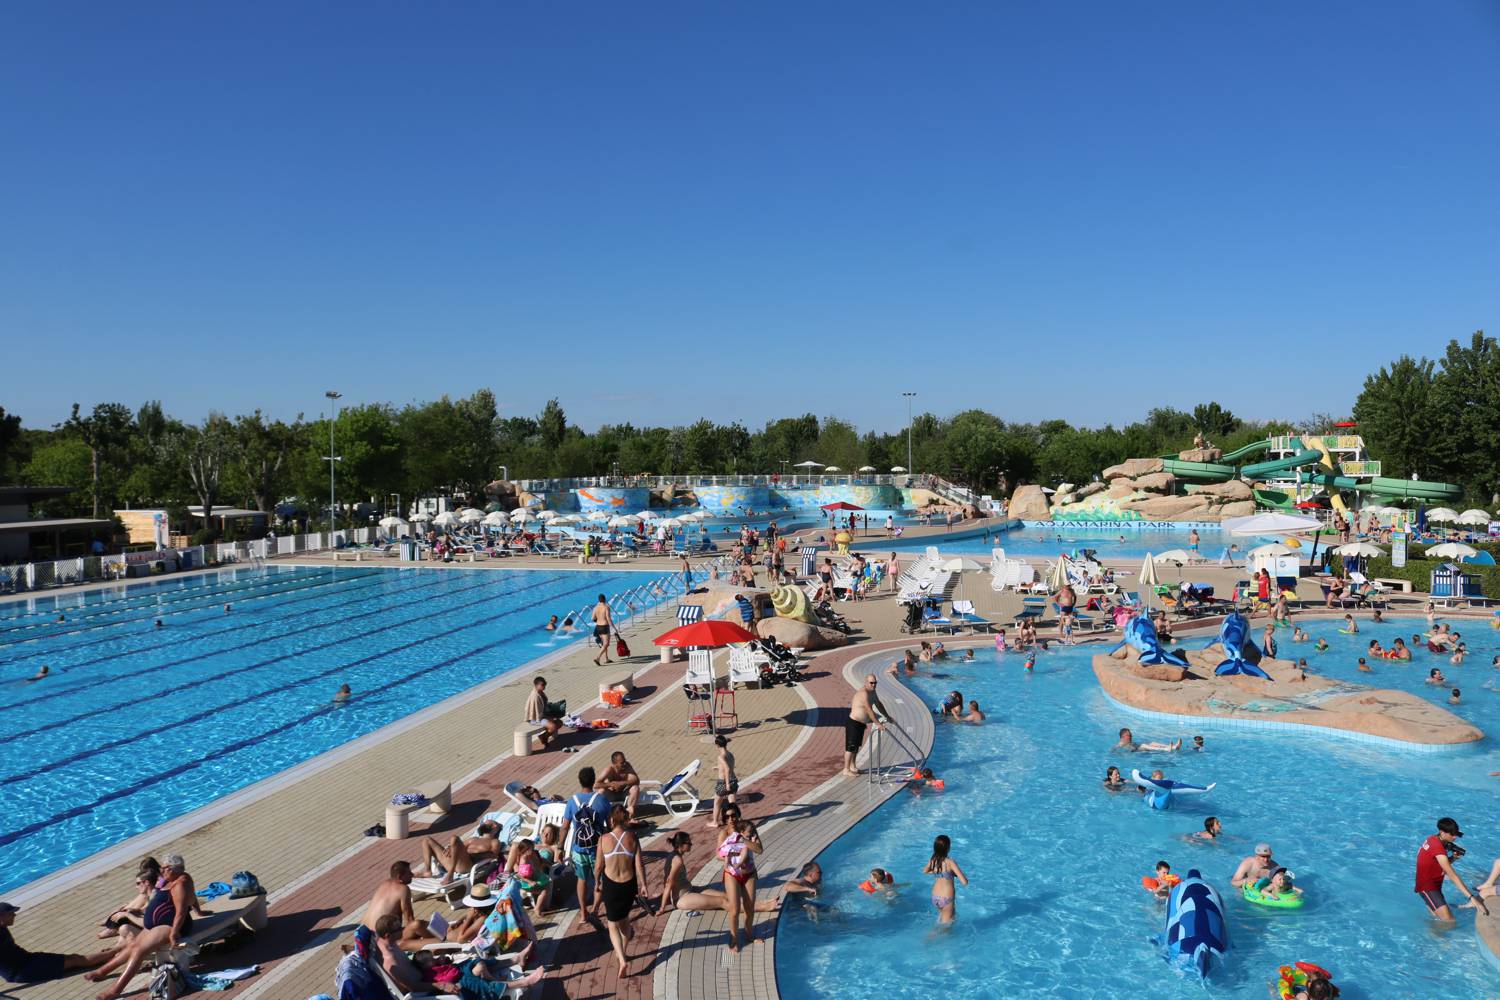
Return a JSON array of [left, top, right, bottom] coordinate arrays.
[[842, 674, 889, 777], [1416, 817, 1488, 921]]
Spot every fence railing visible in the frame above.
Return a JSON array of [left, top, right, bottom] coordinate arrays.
[[0, 545, 209, 595], [511, 473, 935, 494]]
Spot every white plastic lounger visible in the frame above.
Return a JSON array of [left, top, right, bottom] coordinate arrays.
[[639, 759, 703, 816]]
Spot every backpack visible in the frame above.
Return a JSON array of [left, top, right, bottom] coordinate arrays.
[[570, 792, 605, 851], [230, 870, 263, 897]]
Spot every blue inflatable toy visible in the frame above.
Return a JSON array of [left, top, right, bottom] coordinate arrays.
[[1212, 612, 1271, 679], [1113, 614, 1188, 666], [1154, 868, 1230, 980], [1131, 769, 1215, 810]]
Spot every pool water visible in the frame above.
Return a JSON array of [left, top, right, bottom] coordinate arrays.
[[865, 523, 1233, 562], [0, 565, 652, 893], [777, 614, 1500, 999]]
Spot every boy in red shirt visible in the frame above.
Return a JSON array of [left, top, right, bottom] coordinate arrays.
[[1415, 817, 1488, 921]]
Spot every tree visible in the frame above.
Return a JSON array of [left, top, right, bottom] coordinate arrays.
[[1191, 402, 1240, 441], [64, 402, 134, 516], [1428, 331, 1500, 497], [0, 406, 23, 482], [538, 399, 568, 451], [1352, 356, 1436, 481], [19, 438, 93, 516], [231, 410, 304, 513], [172, 416, 233, 537]]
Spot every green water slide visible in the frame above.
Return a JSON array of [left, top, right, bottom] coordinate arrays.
[[1159, 439, 1325, 482], [1293, 471, 1462, 502]]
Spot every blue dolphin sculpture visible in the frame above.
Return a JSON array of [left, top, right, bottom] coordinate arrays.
[[1112, 613, 1188, 666], [1212, 612, 1271, 678], [1155, 868, 1229, 980]]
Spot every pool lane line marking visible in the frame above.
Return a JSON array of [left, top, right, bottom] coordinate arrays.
[[0, 568, 415, 674], [0, 570, 608, 778], [0, 571, 475, 723], [0, 565, 385, 643], [0, 570, 677, 853]]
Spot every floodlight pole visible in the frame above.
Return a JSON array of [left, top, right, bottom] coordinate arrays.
[[324, 391, 342, 539], [902, 392, 916, 474]]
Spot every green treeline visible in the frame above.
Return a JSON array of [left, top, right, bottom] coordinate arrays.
[[1, 330, 1495, 520]]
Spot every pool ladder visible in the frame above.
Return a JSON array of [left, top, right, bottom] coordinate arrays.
[[866, 720, 924, 788]]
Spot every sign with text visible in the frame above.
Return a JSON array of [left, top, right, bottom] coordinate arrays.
[[1391, 533, 1407, 569]]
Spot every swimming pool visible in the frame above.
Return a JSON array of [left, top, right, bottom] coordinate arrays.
[[0, 564, 653, 893], [865, 522, 1233, 562], [777, 615, 1500, 998]]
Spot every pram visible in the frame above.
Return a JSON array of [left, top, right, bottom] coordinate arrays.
[[899, 599, 924, 634], [752, 637, 805, 685], [813, 599, 852, 634]]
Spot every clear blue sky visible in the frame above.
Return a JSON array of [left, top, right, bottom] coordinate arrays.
[[3, 2, 1498, 432]]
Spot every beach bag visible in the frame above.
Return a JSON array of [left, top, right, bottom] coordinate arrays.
[[230, 870, 263, 897], [149, 963, 184, 1000], [602, 689, 625, 708], [615, 636, 630, 657]]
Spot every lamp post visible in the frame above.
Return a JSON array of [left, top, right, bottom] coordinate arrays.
[[902, 392, 916, 474], [324, 391, 342, 539]]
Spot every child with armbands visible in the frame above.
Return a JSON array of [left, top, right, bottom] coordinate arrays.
[[1141, 860, 1180, 899], [858, 868, 904, 898]]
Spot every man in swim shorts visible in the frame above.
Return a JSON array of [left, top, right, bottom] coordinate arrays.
[[1415, 817, 1488, 920], [1231, 843, 1277, 888], [842, 674, 888, 777]]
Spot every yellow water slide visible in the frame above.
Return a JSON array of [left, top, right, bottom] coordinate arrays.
[[1300, 437, 1350, 518]]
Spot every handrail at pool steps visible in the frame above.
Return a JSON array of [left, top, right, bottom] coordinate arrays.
[[867, 718, 925, 788]]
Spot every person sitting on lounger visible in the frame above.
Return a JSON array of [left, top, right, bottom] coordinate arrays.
[[396, 882, 498, 949], [0, 902, 115, 985], [84, 853, 198, 999], [373, 914, 459, 995], [417, 821, 503, 878]]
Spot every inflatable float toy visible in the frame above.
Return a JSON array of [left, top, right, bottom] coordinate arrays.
[[1212, 612, 1271, 679], [1132, 769, 1215, 810], [1113, 614, 1187, 666], [1142, 873, 1182, 892], [907, 767, 945, 791], [1243, 883, 1305, 909], [1154, 868, 1229, 981], [1277, 961, 1336, 998]]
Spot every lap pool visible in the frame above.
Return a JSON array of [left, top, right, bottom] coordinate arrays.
[[777, 614, 1500, 998], [864, 522, 1233, 562], [0, 565, 651, 893]]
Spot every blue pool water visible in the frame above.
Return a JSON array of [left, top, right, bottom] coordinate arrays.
[[0, 565, 651, 893], [777, 615, 1500, 998], [867, 523, 1233, 562]]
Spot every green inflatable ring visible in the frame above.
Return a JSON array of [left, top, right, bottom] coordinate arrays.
[[1243, 884, 1305, 909]]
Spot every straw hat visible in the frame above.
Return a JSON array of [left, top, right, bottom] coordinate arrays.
[[462, 883, 496, 908]]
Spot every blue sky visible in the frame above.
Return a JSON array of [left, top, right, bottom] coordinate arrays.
[[3, 2, 1498, 432]]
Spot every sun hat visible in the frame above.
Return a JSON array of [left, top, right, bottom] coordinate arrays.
[[462, 883, 496, 908]]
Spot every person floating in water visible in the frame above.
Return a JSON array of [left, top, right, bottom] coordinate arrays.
[[333, 683, 352, 703], [27, 664, 49, 682], [1115, 727, 1180, 752]]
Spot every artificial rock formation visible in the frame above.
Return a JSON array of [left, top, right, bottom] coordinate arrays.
[[1008, 484, 1052, 520]]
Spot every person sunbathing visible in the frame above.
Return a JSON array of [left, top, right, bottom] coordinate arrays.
[[395, 883, 497, 949], [417, 821, 503, 878]]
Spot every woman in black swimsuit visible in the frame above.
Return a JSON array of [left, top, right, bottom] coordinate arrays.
[[594, 807, 647, 978], [86, 853, 198, 999]]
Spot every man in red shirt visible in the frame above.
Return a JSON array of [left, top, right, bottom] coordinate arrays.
[[1414, 817, 1488, 921]]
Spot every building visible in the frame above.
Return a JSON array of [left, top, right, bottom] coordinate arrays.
[[0, 486, 113, 562]]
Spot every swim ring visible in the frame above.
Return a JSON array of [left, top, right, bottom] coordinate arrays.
[[1276, 961, 1334, 998], [1243, 883, 1305, 909]]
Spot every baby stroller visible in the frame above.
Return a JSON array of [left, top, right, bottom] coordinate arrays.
[[753, 638, 805, 686], [899, 600, 924, 634], [814, 599, 852, 634]]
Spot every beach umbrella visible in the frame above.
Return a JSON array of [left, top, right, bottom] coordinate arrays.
[[432, 511, 459, 527], [1152, 549, 1193, 564], [1046, 554, 1072, 592], [1457, 509, 1492, 526], [1246, 542, 1295, 558], [859, 466, 877, 472], [608, 514, 639, 528], [636, 510, 661, 520], [653, 620, 758, 647], [482, 511, 509, 527], [1426, 542, 1478, 560], [657, 516, 681, 528], [458, 508, 485, 523], [378, 515, 407, 531], [794, 460, 824, 468], [584, 509, 610, 522], [508, 509, 535, 523], [1138, 553, 1159, 607], [409, 511, 431, 522], [820, 501, 864, 511], [1426, 508, 1459, 522], [1223, 512, 1322, 536], [1332, 542, 1385, 557], [551, 514, 580, 525], [940, 556, 986, 600], [890, 466, 908, 473], [534, 510, 559, 521]]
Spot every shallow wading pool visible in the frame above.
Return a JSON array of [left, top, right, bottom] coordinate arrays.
[[776, 615, 1500, 999]]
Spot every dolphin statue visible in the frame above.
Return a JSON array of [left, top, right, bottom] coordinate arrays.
[[1212, 612, 1271, 678], [1154, 868, 1229, 980], [1111, 613, 1188, 666]]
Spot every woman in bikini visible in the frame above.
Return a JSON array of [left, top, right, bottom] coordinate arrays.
[[718, 812, 764, 952], [594, 807, 648, 977], [657, 832, 781, 915], [924, 834, 968, 927]]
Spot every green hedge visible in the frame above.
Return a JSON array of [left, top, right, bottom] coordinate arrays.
[[1361, 555, 1500, 599]]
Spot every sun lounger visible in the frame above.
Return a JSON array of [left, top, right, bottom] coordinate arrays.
[[951, 599, 993, 632], [152, 892, 268, 969], [639, 759, 703, 817], [502, 780, 542, 821], [411, 858, 499, 910]]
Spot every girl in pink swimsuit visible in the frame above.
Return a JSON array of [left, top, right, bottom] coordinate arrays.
[[924, 834, 969, 926]]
